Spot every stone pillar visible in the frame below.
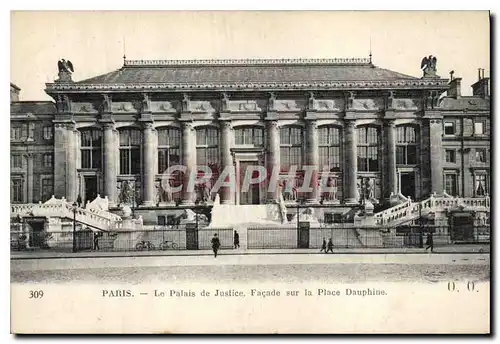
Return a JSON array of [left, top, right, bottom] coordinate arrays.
[[181, 122, 196, 205], [306, 120, 319, 204], [385, 120, 397, 200], [344, 120, 358, 204], [141, 122, 156, 206], [266, 120, 280, 202], [67, 127, 78, 202], [25, 153, 34, 203], [429, 119, 444, 194], [102, 123, 117, 206], [220, 121, 234, 204]]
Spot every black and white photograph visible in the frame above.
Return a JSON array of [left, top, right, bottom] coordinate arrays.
[[8, 10, 490, 334]]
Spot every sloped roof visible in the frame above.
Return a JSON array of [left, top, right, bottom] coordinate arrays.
[[11, 101, 56, 114], [77, 59, 419, 85]]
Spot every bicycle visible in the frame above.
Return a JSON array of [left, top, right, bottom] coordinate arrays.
[[135, 240, 156, 251], [159, 240, 178, 250]]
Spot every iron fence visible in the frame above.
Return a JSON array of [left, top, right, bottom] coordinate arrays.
[[10, 226, 234, 253]]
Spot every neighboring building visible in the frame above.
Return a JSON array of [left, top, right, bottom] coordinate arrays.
[[10, 84, 56, 204], [10, 83, 20, 102], [10, 57, 491, 226]]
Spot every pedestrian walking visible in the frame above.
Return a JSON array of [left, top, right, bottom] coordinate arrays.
[[93, 231, 100, 251], [320, 238, 327, 253], [326, 238, 334, 253], [76, 194, 82, 208], [425, 232, 434, 252], [234, 230, 240, 249], [211, 233, 221, 258]]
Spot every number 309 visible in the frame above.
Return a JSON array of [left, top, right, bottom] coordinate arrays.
[[29, 290, 44, 299]]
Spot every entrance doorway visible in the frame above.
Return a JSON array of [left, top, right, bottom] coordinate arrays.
[[239, 161, 260, 205], [84, 176, 98, 204], [400, 172, 416, 200]]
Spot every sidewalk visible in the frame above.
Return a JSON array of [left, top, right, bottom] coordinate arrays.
[[10, 244, 490, 260]]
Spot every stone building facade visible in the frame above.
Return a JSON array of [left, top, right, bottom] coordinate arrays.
[[10, 58, 491, 224]]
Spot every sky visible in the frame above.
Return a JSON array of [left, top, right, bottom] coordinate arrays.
[[10, 11, 490, 101]]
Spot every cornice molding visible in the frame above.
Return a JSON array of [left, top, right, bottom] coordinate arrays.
[[123, 58, 372, 67], [45, 79, 449, 93]]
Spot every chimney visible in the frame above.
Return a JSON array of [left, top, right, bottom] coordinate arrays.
[[447, 74, 462, 98], [471, 68, 490, 99]]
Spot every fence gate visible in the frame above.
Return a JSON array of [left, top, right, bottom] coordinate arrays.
[[297, 222, 310, 248], [186, 224, 198, 250]]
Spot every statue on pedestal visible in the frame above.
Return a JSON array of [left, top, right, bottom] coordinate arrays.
[[421, 55, 438, 78], [56, 59, 74, 82]]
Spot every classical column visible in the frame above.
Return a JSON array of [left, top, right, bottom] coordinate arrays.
[[102, 122, 117, 206], [66, 127, 78, 202], [344, 120, 358, 204], [181, 122, 196, 205], [220, 121, 234, 204], [142, 122, 156, 206], [306, 120, 319, 204], [429, 119, 444, 194], [266, 120, 280, 202], [25, 153, 33, 203], [385, 120, 397, 200]]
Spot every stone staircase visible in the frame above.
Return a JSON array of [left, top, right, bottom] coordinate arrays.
[[10, 195, 122, 231], [374, 193, 490, 227]]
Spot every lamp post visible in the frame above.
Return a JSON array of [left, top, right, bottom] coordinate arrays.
[[72, 201, 77, 253]]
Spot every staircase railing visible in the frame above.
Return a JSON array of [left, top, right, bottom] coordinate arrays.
[[374, 194, 490, 226]]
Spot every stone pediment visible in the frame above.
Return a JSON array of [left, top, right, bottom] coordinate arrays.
[[190, 101, 216, 113], [112, 102, 137, 113], [352, 98, 384, 111], [315, 99, 344, 112]]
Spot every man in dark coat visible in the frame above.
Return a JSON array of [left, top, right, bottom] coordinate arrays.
[[76, 194, 82, 208], [234, 230, 240, 249], [326, 238, 334, 253], [425, 232, 434, 252], [93, 231, 100, 251], [320, 238, 327, 253], [211, 233, 221, 258]]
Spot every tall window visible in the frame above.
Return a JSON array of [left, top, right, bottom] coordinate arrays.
[[318, 126, 341, 172], [280, 127, 304, 171], [11, 124, 28, 141], [445, 149, 456, 163], [444, 174, 458, 196], [11, 179, 23, 203], [81, 129, 102, 170], [119, 128, 141, 175], [475, 148, 487, 163], [11, 155, 22, 169], [396, 126, 418, 165], [235, 127, 264, 146], [357, 126, 379, 172], [196, 127, 219, 170], [158, 127, 181, 174], [41, 178, 53, 201], [43, 126, 53, 140], [43, 153, 53, 168], [474, 174, 488, 196]]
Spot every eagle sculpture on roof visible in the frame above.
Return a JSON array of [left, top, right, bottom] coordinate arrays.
[[421, 55, 437, 76], [58, 59, 74, 73]]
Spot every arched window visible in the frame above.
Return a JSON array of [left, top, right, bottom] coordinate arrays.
[[318, 126, 341, 172], [80, 128, 102, 169], [396, 126, 418, 165], [119, 128, 141, 175], [196, 127, 220, 170], [357, 126, 379, 172], [157, 127, 181, 174], [280, 126, 304, 171], [234, 127, 264, 146]]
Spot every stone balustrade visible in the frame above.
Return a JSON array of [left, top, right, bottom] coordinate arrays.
[[374, 194, 490, 226]]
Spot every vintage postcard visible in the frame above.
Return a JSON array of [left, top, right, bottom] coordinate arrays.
[[9, 10, 490, 334]]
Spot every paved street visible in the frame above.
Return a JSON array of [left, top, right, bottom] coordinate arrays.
[[11, 252, 490, 284]]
